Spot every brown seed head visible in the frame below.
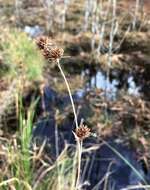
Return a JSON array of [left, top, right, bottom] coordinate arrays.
[[75, 125, 91, 140], [43, 46, 64, 60], [36, 36, 64, 60], [36, 36, 50, 50]]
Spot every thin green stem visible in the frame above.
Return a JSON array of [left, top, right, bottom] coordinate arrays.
[[56, 58, 82, 190], [56, 58, 79, 129], [75, 139, 83, 190], [103, 140, 147, 185], [71, 146, 78, 190]]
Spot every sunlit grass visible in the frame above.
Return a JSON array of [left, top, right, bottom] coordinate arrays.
[[0, 28, 44, 81]]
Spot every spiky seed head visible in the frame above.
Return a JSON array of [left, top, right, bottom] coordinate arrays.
[[36, 36, 52, 50], [36, 36, 64, 60], [75, 125, 91, 140], [43, 46, 64, 60]]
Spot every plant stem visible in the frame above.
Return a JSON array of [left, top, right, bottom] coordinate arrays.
[[56, 58, 82, 190], [75, 139, 83, 190], [56, 58, 79, 129]]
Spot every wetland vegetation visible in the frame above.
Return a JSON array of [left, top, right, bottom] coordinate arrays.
[[0, 0, 150, 189]]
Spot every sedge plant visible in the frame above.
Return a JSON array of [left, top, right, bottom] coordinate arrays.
[[36, 36, 92, 190]]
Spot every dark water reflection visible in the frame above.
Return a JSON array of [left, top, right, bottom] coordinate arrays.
[[32, 84, 150, 190]]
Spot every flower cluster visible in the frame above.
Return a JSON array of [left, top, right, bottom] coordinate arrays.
[[36, 36, 50, 50], [36, 36, 64, 60], [75, 124, 91, 140]]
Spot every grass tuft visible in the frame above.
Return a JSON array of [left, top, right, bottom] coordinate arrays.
[[0, 28, 44, 81]]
